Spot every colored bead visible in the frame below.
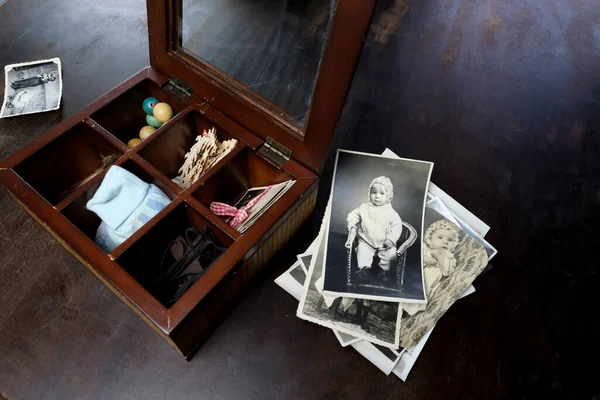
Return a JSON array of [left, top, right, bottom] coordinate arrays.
[[146, 114, 163, 128], [153, 102, 173, 123], [128, 138, 142, 148], [142, 97, 160, 115], [139, 125, 156, 140]]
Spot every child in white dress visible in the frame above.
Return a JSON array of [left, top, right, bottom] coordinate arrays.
[[345, 176, 403, 284]]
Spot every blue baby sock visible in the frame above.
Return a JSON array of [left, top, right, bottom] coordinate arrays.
[[86, 165, 171, 253]]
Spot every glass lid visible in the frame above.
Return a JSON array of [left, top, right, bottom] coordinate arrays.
[[179, 0, 334, 131]]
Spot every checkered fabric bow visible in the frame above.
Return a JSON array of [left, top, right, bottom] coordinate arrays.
[[210, 186, 271, 228]]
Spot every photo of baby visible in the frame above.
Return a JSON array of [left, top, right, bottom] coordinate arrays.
[[403, 218, 462, 316], [423, 220, 460, 292], [399, 208, 489, 348], [345, 176, 403, 285], [322, 150, 433, 303]]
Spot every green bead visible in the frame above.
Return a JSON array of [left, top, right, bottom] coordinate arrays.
[[142, 97, 159, 115], [146, 114, 163, 128]]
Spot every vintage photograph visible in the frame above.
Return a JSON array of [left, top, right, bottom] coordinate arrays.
[[1, 58, 62, 118], [274, 261, 306, 301], [322, 150, 433, 303], [288, 263, 307, 287], [297, 207, 402, 349], [297, 253, 312, 274], [351, 341, 404, 375], [383, 148, 491, 236], [428, 196, 497, 262], [274, 257, 363, 349], [333, 330, 361, 347], [400, 207, 488, 348], [394, 284, 476, 381]]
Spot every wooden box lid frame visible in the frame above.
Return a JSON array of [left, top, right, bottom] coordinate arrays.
[[148, 0, 378, 174]]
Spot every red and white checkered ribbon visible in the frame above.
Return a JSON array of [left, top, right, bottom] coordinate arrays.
[[210, 186, 272, 228]]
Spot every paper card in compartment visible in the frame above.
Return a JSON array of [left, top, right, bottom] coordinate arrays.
[[236, 180, 295, 233]]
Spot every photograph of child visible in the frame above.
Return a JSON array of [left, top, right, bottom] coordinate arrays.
[[322, 150, 433, 303], [400, 207, 489, 348], [1, 58, 62, 118], [402, 218, 461, 316], [345, 176, 403, 284], [297, 204, 402, 349]]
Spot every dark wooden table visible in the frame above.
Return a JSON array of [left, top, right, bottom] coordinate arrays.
[[1, 0, 599, 398]]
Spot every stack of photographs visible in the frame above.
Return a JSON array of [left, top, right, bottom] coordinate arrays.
[[228, 180, 295, 233], [275, 148, 497, 380]]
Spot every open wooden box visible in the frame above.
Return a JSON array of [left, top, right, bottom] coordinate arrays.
[[0, 0, 377, 358]]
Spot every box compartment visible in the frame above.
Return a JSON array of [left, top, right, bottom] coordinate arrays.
[[14, 123, 123, 205], [115, 201, 234, 307], [90, 78, 187, 144], [61, 159, 178, 245], [192, 147, 294, 213], [137, 111, 239, 180]]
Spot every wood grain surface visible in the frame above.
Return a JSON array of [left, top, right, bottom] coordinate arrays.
[[1, 0, 599, 398]]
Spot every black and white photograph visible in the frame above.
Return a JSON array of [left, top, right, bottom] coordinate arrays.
[[427, 196, 497, 262], [399, 207, 488, 348], [274, 257, 363, 349], [288, 263, 306, 288], [297, 204, 403, 349], [351, 341, 404, 375], [297, 253, 312, 274], [333, 330, 360, 347], [383, 148, 492, 236], [274, 261, 306, 301], [322, 150, 433, 303], [1, 58, 62, 118]]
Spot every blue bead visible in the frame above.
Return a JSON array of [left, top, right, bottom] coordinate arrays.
[[142, 97, 159, 115], [146, 114, 163, 128]]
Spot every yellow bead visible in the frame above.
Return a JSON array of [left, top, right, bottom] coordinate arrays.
[[153, 102, 173, 123], [139, 125, 156, 140], [128, 138, 142, 148]]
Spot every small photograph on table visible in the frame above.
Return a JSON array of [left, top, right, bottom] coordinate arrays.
[[1, 58, 62, 118]]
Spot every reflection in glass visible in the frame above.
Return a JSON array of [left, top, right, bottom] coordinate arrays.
[[181, 0, 333, 128]]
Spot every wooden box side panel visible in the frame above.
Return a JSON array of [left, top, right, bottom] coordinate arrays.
[[8, 192, 184, 356], [170, 188, 317, 358]]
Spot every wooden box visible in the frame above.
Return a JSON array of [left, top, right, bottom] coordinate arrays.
[[0, 0, 376, 358]]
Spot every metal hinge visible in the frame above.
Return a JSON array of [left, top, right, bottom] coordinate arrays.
[[257, 137, 292, 168], [163, 76, 193, 99]]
